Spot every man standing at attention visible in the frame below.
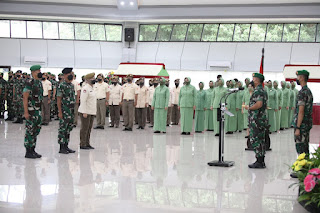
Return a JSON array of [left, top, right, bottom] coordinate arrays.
[[41, 73, 52, 126]]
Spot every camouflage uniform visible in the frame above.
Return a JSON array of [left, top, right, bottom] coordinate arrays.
[[57, 82, 75, 145], [13, 78, 25, 119], [24, 79, 43, 148], [0, 78, 6, 117], [292, 85, 313, 155], [50, 79, 58, 118], [248, 84, 268, 158], [7, 78, 15, 118]]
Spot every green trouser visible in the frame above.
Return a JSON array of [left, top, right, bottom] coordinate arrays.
[[294, 128, 310, 155], [205, 109, 214, 131], [275, 110, 281, 131], [7, 94, 15, 118], [58, 116, 74, 145], [237, 110, 244, 131], [213, 108, 220, 134], [267, 109, 276, 132], [195, 110, 205, 132], [24, 110, 42, 148], [280, 108, 289, 128], [249, 125, 266, 158]]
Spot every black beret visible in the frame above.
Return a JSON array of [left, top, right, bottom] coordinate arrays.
[[62, 67, 73, 74]]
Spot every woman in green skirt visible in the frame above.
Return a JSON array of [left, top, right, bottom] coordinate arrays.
[[195, 82, 207, 133]]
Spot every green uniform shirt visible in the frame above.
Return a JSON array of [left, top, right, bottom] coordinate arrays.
[[248, 84, 268, 128], [205, 87, 214, 109], [179, 84, 196, 108], [152, 85, 169, 109], [23, 79, 43, 110], [195, 89, 206, 110]]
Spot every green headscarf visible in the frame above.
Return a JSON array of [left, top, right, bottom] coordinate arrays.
[[199, 82, 204, 90], [286, 82, 290, 89], [229, 80, 235, 88], [281, 81, 286, 88], [273, 80, 279, 89], [160, 77, 166, 85], [185, 77, 191, 85], [291, 81, 296, 89], [218, 78, 224, 87]]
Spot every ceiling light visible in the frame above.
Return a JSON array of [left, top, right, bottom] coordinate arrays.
[[120, 1, 125, 6], [130, 2, 134, 6]]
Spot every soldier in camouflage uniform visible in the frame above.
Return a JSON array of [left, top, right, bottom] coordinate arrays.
[[49, 73, 57, 120], [57, 68, 76, 154], [0, 72, 7, 119], [247, 73, 268, 169], [13, 70, 26, 124], [23, 65, 43, 159], [5, 71, 15, 121]]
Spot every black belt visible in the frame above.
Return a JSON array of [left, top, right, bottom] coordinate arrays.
[[98, 98, 105, 100], [124, 99, 134, 101], [43, 95, 48, 97]]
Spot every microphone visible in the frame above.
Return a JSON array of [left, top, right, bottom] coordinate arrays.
[[228, 87, 244, 93]]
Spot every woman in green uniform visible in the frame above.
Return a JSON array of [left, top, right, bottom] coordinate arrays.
[[205, 81, 215, 131], [273, 81, 282, 131], [195, 82, 207, 133], [179, 77, 196, 135], [236, 81, 244, 132], [225, 80, 237, 134], [266, 80, 278, 133], [242, 83, 254, 138], [280, 81, 290, 129]]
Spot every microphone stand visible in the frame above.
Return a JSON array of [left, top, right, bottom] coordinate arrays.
[[208, 90, 237, 167]]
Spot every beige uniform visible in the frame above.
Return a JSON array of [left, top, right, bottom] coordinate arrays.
[[122, 83, 138, 129], [94, 82, 109, 126], [72, 80, 81, 125], [171, 86, 181, 124], [42, 79, 52, 124], [108, 84, 122, 127], [79, 84, 96, 147], [136, 86, 149, 128]]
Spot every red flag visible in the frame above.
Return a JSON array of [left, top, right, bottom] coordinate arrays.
[[260, 48, 264, 75]]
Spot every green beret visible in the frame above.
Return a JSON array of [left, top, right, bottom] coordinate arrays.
[[252, 73, 265, 81], [30, 65, 41, 72], [84, 72, 95, 80], [296, 70, 309, 76], [23, 72, 27, 75], [47, 72, 51, 75]]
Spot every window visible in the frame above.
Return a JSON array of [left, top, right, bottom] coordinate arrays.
[[299, 24, 316, 42], [317, 24, 320, 42], [105, 25, 122, 41], [186, 24, 203, 41], [266, 24, 283, 42], [0, 20, 10, 37], [139, 25, 158, 41], [11, 20, 26, 38], [90, 24, 106, 41], [171, 24, 188, 41], [201, 24, 219, 41], [217, 24, 234, 41], [156, 24, 173, 41], [59, 23, 74, 40], [249, 24, 267, 41], [27, 21, 42, 38], [75, 23, 90, 40], [43, 22, 59, 39], [233, 24, 250, 42], [282, 24, 299, 42]]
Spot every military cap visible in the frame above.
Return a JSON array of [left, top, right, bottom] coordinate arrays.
[[16, 70, 22, 74], [23, 72, 27, 75], [30, 65, 41, 72], [58, 73, 63, 76], [153, 77, 160, 82], [47, 72, 51, 75], [296, 70, 309, 76], [174, 79, 180, 82], [252, 73, 264, 81], [84, 72, 95, 80], [127, 74, 133, 78], [62, 67, 73, 74], [8, 71, 13, 74]]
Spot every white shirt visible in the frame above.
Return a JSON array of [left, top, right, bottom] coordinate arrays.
[[94, 82, 109, 100], [169, 87, 175, 107], [42, 79, 52, 96], [172, 86, 181, 105], [108, 84, 122, 105], [72, 80, 81, 96], [149, 86, 155, 105], [122, 83, 138, 100], [136, 86, 149, 108], [78, 84, 97, 115]]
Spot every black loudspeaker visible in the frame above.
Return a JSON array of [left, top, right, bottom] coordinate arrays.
[[125, 28, 134, 42]]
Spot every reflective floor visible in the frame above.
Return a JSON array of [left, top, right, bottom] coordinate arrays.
[[0, 117, 317, 213]]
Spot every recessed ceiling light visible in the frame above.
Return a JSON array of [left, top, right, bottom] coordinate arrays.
[[130, 2, 134, 6], [120, 1, 125, 6]]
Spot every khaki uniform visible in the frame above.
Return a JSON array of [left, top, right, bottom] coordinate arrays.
[[94, 82, 109, 126], [171, 86, 180, 124], [72, 80, 81, 125], [41, 79, 52, 124], [136, 86, 149, 128], [78, 84, 96, 147], [122, 83, 138, 129], [109, 84, 122, 127]]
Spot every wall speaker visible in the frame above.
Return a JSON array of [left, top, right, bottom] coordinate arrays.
[[125, 28, 134, 42]]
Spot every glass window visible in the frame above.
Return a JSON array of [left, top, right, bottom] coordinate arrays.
[[156, 24, 173, 41], [27, 21, 42, 38], [75, 23, 90, 40], [249, 24, 267, 41], [0, 20, 10, 37], [233, 24, 250, 41], [282, 24, 299, 42], [11, 20, 26, 38], [217, 24, 234, 41], [299, 24, 316, 42], [105, 25, 122, 41], [43, 22, 58, 39], [59, 22, 74, 40], [139, 25, 158, 41], [265, 24, 283, 42], [90, 24, 106, 41], [202, 24, 219, 41], [317, 24, 320, 42], [186, 24, 203, 41], [171, 24, 188, 41]]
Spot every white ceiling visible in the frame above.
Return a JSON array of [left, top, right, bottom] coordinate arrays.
[[9, 0, 320, 6]]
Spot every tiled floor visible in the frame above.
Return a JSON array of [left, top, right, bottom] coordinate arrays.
[[0, 117, 316, 213]]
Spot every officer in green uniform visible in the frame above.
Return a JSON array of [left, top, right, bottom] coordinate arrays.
[[195, 82, 206, 133], [49, 73, 57, 120], [242, 82, 254, 138], [205, 81, 215, 131], [57, 68, 76, 154], [247, 73, 268, 169], [5, 71, 15, 121], [236, 81, 244, 132], [0, 72, 6, 119], [210, 78, 227, 136], [273, 81, 283, 131], [23, 65, 43, 159], [178, 77, 196, 135], [152, 77, 169, 133], [280, 81, 290, 129], [266, 80, 277, 133], [13, 70, 25, 124], [225, 80, 237, 134]]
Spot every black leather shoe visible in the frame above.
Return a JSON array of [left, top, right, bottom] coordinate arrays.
[[25, 148, 37, 159], [186, 132, 190, 135], [123, 128, 128, 131], [166, 124, 170, 127], [137, 126, 141, 129], [32, 147, 42, 158], [248, 161, 266, 169], [94, 126, 102, 129], [88, 145, 95, 149], [141, 127, 144, 130], [226, 132, 233, 134], [80, 146, 90, 150], [59, 144, 69, 154], [215, 134, 219, 136], [5, 117, 13, 121], [109, 125, 114, 128], [245, 136, 249, 138], [181, 132, 186, 135], [195, 131, 202, 133], [149, 125, 153, 128], [127, 128, 132, 131], [280, 128, 284, 130], [42, 123, 48, 126], [154, 131, 160, 133], [239, 130, 242, 133], [66, 144, 75, 153]]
